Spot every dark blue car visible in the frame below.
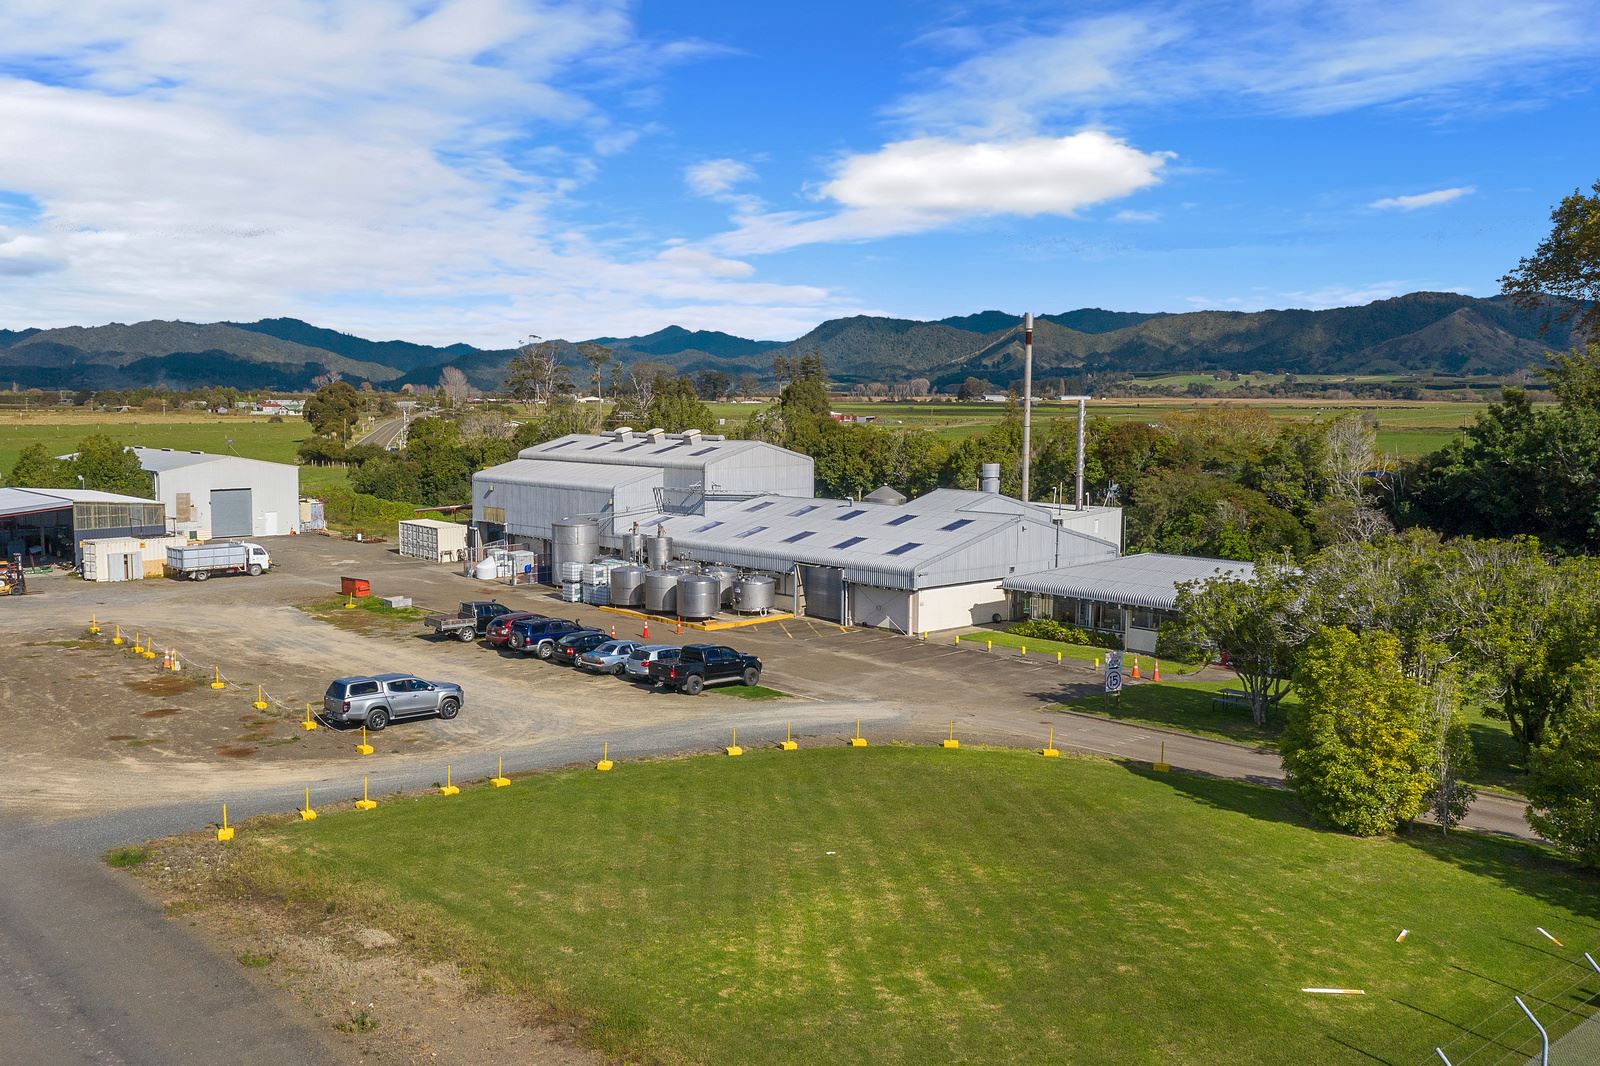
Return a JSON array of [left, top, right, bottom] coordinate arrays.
[[506, 616, 584, 659]]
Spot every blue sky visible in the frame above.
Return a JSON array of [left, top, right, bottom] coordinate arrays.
[[0, 1, 1596, 344]]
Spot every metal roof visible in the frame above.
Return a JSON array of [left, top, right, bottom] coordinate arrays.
[[476, 457, 658, 491], [1002, 553, 1255, 610], [131, 447, 291, 472], [519, 431, 804, 473], [0, 487, 160, 518]]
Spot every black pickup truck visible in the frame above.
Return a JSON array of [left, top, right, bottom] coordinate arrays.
[[648, 643, 762, 694], [423, 600, 513, 642]]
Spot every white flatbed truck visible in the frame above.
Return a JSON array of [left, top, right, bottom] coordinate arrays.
[[167, 542, 272, 581]]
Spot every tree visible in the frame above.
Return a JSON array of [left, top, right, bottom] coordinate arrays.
[[304, 381, 364, 440], [1168, 558, 1313, 726], [4, 442, 66, 487], [577, 342, 613, 399], [1500, 179, 1600, 339], [958, 376, 992, 401], [437, 366, 471, 407], [1282, 627, 1436, 836], [644, 377, 716, 434], [735, 372, 760, 399], [695, 370, 732, 401], [1525, 658, 1600, 868], [511, 397, 595, 449], [69, 435, 153, 497], [1421, 673, 1477, 833], [503, 339, 569, 403]]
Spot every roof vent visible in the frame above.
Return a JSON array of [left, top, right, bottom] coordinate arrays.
[[611, 427, 634, 441], [863, 485, 907, 506], [679, 429, 702, 444], [645, 428, 665, 443]]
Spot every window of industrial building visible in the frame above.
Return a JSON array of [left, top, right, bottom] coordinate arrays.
[[886, 541, 921, 555], [837, 509, 865, 521], [746, 501, 775, 511], [789, 504, 819, 516], [783, 531, 814, 543], [1129, 606, 1164, 631], [941, 518, 973, 531], [886, 513, 914, 526], [693, 520, 723, 533], [736, 526, 768, 538], [832, 536, 865, 549]]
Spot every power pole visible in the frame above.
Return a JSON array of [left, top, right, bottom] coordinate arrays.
[[1021, 312, 1034, 502]]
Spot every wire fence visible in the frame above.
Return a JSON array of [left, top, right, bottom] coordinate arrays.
[[1424, 950, 1600, 1065]]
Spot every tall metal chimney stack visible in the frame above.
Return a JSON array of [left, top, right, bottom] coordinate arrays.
[[1020, 312, 1034, 502]]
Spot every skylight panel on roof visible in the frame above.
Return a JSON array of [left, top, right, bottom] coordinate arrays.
[[622, 442, 649, 451], [585, 441, 609, 450], [783, 531, 814, 543], [833, 536, 865, 549], [886, 513, 914, 526], [691, 447, 716, 456], [693, 520, 723, 533], [541, 441, 568, 451], [837, 509, 865, 521], [941, 518, 974, 531], [789, 504, 819, 516], [747, 501, 775, 512], [886, 542, 922, 555], [735, 525, 768, 538]]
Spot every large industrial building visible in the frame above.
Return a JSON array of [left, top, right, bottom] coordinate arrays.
[[0, 487, 166, 564], [131, 448, 299, 538], [1003, 553, 1255, 653]]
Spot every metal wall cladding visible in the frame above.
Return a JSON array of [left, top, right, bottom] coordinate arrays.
[[551, 520, 600, 572], [645, 534, 672, 569], [609, 564, 648, 606], [677, 575, 720, 620], [705, 565, 739, 604], [643, 570, 679, 614], [734, 574, 776, 612], [622, 532, 645, 562]]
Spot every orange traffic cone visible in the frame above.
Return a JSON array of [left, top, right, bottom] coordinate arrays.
[[1131, 657, 1141, 680], [676, 621, 683, 634], [610, 624, 617, 638], [1152, 659, 1162, 682], [642, 622, 650, 639]]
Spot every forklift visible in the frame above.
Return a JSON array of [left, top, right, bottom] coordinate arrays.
[[0, 552, 26, 596]]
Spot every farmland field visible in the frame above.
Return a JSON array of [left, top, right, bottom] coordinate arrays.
[[189, 746, 1600, 1066]]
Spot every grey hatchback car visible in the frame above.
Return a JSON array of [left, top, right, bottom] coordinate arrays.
[[324, 674, 464, 730]]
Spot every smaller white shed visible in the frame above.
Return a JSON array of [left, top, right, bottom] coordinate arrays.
[[398, 519, 468, 563]]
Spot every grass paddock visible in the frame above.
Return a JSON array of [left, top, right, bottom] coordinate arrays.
[[211, 747, 1598, 1065]]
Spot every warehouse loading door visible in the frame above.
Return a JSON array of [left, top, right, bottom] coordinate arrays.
[[799, 564, 844, 623], [211, 488, 252, 537]]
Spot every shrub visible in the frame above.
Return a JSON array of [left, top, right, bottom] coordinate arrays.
[[1009, 618, 1121, 649]]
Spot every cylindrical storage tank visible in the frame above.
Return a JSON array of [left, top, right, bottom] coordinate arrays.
[[705, 565, 739, 605], [643, 570, 679, 614], [979, 462, 1001, 494], [734, 575, 776, 613], [473, 557, 500, 580], [609, 564, 647, 607], [622, 532, 645, 562], [645, 534, 672, 569], [552, 520, 600, 575], [677, 575, 720, 620]]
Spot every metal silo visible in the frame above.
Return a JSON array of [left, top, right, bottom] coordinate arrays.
[[645, 533, 672, 569], [643, 570, 679, 614], [622, 531, 645, 562], [705, 565, 739, 605], [609, 564, 648, 607], [734, 574, 776, 613], [551, 520, 600, 575], [676, 575, 720, 620]]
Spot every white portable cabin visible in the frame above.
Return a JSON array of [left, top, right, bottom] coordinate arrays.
[[397, 519, 469, 563]]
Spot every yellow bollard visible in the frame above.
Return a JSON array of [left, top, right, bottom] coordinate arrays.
[[251, 685, 268, 711], [356, 725, 374, 756], [1056, 651, 1062, 664], [141, 635, 157, 660], [725, 727, 743, 757], [439, 765, 460, 796], [300, 703, 319, 731], [1021, 644, 1026, 656], [88, 615, 101, 636], [1153, 741, 1171, 773], [210, 666, 225, 690], [942, 720, 960, 749], [130, 631, 141, 653], [986, 639, 992, 652], [850, 719, 868, 747], [596, 741, 614, 772], [217, 803, 234, 842], [344, 595, 356, 610], [112, 624, 123, 646], [954, 634, 961, 645], [490, 756, 511, 787], [355, 777, 377, 810], [1094, 656, 1101, 671], [780, 721, 798, 751], [1042, 726, 1060, 758], [299, 787, 317, 820]]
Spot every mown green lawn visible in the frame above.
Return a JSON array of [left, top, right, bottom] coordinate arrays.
[[212, 748, 1599, 1065], [957, 627, 1204, 676]]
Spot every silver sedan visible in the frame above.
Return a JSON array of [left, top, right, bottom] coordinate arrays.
[[576, 640, 644, 675]]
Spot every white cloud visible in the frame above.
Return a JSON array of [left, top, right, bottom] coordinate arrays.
[[714, 132, 1170, 253], [1112, 209, 1160, 223], [1369, 186, 1475, 211], [0, 1, 860, 343], [685, 158, 756, 198]]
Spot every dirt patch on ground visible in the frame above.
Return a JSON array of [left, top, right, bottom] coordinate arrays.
[[217, 745, 259, 759], [140, 708, 183, 718], [127, 675, 203, 696], [132, 836, 606, 1066]]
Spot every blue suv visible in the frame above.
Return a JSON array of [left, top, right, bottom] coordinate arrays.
[[506, 616, 585, 659]]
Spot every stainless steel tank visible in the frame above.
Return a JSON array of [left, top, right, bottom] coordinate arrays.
[[609, 564, 648, 607], [734, 574, 776, 613], [622, 532, 645, 562], [705, 565, 739, 605], [676, 575, 720, 620], [645, 534, 672, 569], [643, 569, 679, 614], [551, 520, 600, 575], [979, 462, 1002, 494]]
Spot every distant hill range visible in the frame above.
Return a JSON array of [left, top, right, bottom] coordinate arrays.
[[0, 292, 1583, 392]]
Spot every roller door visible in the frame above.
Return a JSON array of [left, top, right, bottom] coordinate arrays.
[[799, 564, 843, 623], [211, 488, 252, 538], [847, 584, 911, 633]]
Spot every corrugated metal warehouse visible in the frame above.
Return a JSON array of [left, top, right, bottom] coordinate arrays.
[[473, 428, 815, 547], [1003, 553, 1255, 653], [636, 489, 1119, 632], [132, 447, 299, 538], [0, 487, 167, 564]]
